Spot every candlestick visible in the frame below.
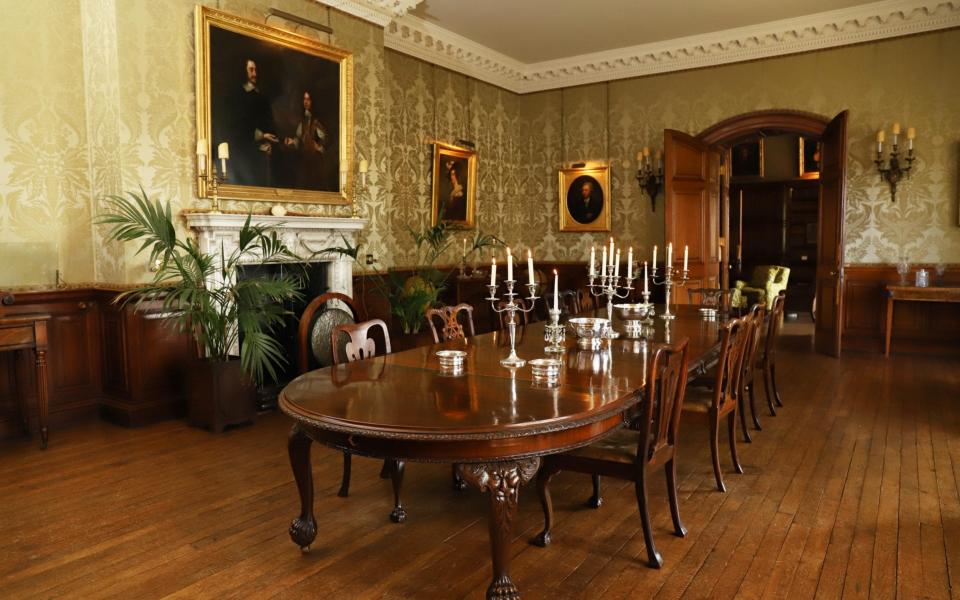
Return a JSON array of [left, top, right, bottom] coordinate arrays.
[[487, 278, 539, 367], [649, 257, 690, 321], [587, 244, 638, 338], [544, 305, 565, 353]]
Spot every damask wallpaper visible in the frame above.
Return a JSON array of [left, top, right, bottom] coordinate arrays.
[[0, 2, 957, 287]]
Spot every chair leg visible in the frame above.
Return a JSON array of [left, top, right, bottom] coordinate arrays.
[[635, 467, 663, 569], [763, 361, 778, 417], [586, 474, 603, 508], [748, 382, 762, 431], [709, 413, 725, 492], [771, 362, 784, 407], [728, 412, 744, 475], [389, 460, 407, 523], [532, 466, 558, 547], [379, 459, 392, 479], [738, 389, 752, 444], [665, 458, 687, 537], [337, 452, 351, 498], [451, 464, 467, 491]]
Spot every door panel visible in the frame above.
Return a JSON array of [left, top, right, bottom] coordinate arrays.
[[814, 111, 848, 357], [664, 130, 721, 302]]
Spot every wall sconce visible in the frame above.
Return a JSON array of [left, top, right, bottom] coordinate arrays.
[[635, 147, 663, 211], [874, 123, 915, 202]]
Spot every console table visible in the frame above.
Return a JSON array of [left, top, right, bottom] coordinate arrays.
[[0, 313, 51, 447], [885, 285, 960, 357]]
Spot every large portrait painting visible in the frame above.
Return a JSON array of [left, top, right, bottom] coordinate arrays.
[[558, 165, 611, 232], [195, 7, 353, 204], [731, 139, 764, 178], [431, 142, 477, 229]]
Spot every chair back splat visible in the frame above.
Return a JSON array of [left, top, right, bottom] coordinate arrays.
[[426, 304, 476, 344], [331, 319, 392, 364]]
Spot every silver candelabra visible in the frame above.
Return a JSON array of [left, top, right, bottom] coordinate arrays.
[[587, 263, 637, 338], [544, 307, 565, 353], [650, 263, 690, 320], [487, 279, 539, 367]]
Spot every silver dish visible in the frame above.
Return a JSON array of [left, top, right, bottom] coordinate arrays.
[[568, 317, 610, 349], [529, 358, 561, 381], [435, 350, 467, 370], [613, 303, 653, 321]]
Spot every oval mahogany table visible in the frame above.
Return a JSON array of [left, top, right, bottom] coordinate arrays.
[[280, 305, 724, 599]]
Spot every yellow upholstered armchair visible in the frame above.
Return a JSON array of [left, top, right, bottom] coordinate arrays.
[[731, 265, 789, 309]]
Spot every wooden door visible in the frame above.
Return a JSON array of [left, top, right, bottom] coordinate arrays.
[[663, 129, 721, 304], [814, 111, 848, 357]]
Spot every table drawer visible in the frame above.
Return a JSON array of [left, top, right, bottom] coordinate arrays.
[[0, 325, 35, 349]]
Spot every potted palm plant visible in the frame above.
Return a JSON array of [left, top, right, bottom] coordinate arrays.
[[98, 189, 303, 432]]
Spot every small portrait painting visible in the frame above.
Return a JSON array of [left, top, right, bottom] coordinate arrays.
[[431, 142, 477, 229], [731, 139, 764, 178], [559, 165, 611, 232], [195, 7, 353, 205], [799, 136, 821, 179]]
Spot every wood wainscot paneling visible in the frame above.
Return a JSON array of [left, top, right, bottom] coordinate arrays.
[[842, 264, 960, 355]]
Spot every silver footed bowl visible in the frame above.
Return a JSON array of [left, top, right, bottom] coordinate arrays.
[[613, 303, 652, 320], [567, 317, 610, 341]]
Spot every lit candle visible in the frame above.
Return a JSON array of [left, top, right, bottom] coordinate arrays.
[[601, 246, 608, 276], [506, 247, 513, 281], [636, 151, 643, 163], [892, 122, 900, 146], [553, 269, 559, 311], [527, 249, 534, 285], [627, 247, 633, 280], [589, 246, 596, 277], [196, 138, 207, 175], [667, 242, 673, 266], [217, 142, 229, 176], [614, 249, 621, 278], [652, 244, 657, 267], [876, 130, 885, 143], [490, 258, 496, 287], [643, 261, 649, 294], [683, 245, 688, 272], [907, 126, 916, 151], [643, 146, 650, 157], [359, 159, 368, 173]]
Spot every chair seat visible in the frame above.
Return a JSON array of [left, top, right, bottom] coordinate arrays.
[[682, 386, 714, 413], [563, 429, 642, 465]]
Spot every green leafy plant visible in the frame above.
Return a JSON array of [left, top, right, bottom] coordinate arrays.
[[97, 189, 303, 384]]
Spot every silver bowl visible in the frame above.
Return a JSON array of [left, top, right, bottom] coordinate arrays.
[[529, 358, 561, 381], [613, 303, 653, 321], [436, 350, 467, 371], [568, 317, 610, 349]]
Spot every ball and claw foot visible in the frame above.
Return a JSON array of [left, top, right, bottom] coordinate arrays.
[[487, 575, 521, 600], [289, 516, 317, 550], [531, 531, 551, 547], [390, 506, 407, 523]]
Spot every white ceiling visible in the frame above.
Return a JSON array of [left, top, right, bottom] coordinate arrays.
[[409, 0, 872, 63]]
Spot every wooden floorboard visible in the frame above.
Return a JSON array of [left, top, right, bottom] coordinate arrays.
[[0, 320, 957, 599]]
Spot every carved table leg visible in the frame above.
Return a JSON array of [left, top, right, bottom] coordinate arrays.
[[35, 349, 49, 449], [287, 424, 317, 552], [390, 459, 407, 523], [458, 458, 541, 600]]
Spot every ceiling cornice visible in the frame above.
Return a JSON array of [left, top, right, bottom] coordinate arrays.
[[384, 0, 960, 94], [315, 0, 421, 27]]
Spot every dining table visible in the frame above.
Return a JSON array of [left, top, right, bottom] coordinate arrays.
[[279, 304, 726, 599]]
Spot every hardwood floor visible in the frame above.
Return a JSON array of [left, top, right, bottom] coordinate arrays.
[[1, 319, 957, 599]]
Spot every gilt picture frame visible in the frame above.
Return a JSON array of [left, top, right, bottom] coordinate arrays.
[[431, 142, 477, 229], [731, 139, 764, 179], [799, 136, 821, 179], [195, 6, 353, 205], [558, 165, 611, 232]]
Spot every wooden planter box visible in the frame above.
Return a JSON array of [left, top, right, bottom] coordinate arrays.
[[187, 359, 256, 433]]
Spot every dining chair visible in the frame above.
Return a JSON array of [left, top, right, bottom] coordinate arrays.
[[759, 292, 787, 415], [558, 289, 581, 317], [532, 339, 691, 568], [297, 292, 359, 373], [739, 304, 766, 441], [331, 319, 407, 522], [681, 317, 750, 492], [426, 303, 476, 343]]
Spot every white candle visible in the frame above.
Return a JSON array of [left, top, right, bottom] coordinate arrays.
[[462, 238, 467, 258], [553, 269, 559, 311], [506, 247, 513, 281], [683, 245, 689, 272], [907, 127, 915, 151], [614, 250, 621, 278], [609, 237, 615, 265], [601, 246, 608, 276], [667, 242, 672, 266], [359, 159, 368, 174], [627, 247, 633, 280], [196, 138, 207, 175], [652, 245, 658, 267], [217, 142, 229, 176], [490, 258, 496, 286], [589, 246, 596, 277], [527, 249, 534, 285], [644, 261, 649, 294]]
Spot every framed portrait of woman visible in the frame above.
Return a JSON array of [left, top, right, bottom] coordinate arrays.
[[431, 142, 477, 229], [558, 165, 611, 232]]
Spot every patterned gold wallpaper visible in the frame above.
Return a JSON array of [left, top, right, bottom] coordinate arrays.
[[1, 3, 957, 287]]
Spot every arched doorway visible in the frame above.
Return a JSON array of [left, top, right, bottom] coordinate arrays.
[[666, 109, 847, 356]]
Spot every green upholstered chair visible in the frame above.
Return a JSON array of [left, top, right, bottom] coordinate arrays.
[[732, 265, 789, 310]]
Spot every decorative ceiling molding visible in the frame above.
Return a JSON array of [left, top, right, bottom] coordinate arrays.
[[315, 0, 422, 27], [385, 0, 960, 94]]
